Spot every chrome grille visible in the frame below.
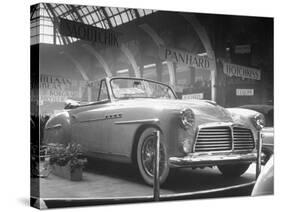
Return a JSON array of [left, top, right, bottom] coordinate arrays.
[[195, 127, 232, 152], [233, 127, 255, 151], [194, 126, 255, 152]]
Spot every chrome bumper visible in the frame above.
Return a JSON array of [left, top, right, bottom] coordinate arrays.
[[169, 152, 257, 168]]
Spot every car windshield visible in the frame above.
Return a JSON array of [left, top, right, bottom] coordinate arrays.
[[110, 78, 176, 99]]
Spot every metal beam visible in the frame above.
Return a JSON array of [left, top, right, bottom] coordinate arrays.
[[63, 51, 92, 101], [133, 9, 140, 19], [30, 4, 38, 19], [69, 5, 84, 23], [100, 7, 113, 29], [63, 52, 89, 81], [139, 23, 176, 87], [120, 44, 141, 78], [45, 3, 69, 45], [82, 43, 113, 77]]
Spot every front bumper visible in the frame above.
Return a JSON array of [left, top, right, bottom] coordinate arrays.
[[169, 152, 257, 168]]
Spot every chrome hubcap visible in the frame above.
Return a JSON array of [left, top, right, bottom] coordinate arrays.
[[141, 135, 165, 177]]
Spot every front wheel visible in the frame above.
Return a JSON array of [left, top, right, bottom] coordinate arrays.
[[136, 128, 170, 186], [217, 163, 251, 178]]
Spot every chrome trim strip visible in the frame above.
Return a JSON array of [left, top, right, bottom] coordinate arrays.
[[79, 113, 123, 123], [79, 117, 106, 123], [45, 124, 62, 130], [115, 118, 160, 125], [169, 152, 257, 167], [197, 122, 233, 129], [263, 144, 274, 147], [192, 127, 200, 152], [230, 125, 234, 150]]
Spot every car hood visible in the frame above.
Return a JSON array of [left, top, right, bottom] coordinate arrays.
[[115, 98, 233, 124]]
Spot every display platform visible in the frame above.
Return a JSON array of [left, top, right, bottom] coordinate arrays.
[[31, 160, 258, 208]]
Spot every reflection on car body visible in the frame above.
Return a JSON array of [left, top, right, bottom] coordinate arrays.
[[252, 156, 274, 196], [44, 77, 264, 185]]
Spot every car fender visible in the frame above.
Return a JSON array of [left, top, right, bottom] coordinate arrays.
[[43, 111, 71, 145]]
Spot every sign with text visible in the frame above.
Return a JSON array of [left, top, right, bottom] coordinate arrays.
[[39, 74, 84, 103], [59, 18, 119, 47], [159, 46, 213, 70], [223, 62, 261, 80], [236, 89, 254, 96], [235, 44, 251, 54], [182, 93, 204, 100]]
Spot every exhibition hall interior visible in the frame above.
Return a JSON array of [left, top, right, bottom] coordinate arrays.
[[30, 3, 273, 209]]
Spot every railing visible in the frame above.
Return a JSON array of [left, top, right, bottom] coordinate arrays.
[[256, 131, 262, 179]]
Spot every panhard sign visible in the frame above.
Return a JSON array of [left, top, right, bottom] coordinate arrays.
[[182, 93, 204, 100], [59, 18, 119, 47], [159, 46, 213, 70], [223, 62, 261, 80], [236, 89, 254, 96]]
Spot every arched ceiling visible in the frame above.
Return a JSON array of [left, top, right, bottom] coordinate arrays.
[[30, 3, 155, 45]]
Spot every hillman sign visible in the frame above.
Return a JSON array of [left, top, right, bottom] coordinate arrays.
[[58, 18, 119, 47], [38, 74, 83, 103], [223, 62, 261, 80], [159, 46, 214, 70]]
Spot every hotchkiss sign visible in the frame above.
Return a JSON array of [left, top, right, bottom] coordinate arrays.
[[58, 18, 119, 47], [223, 62, 261, 80]]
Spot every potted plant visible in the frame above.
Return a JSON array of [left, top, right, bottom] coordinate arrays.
[[48, 143, 87, 181]]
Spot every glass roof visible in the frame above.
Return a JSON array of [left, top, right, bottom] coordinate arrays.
[[30, 3, 155, 45]]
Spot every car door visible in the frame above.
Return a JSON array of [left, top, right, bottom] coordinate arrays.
[[71, 80, 110, 155]]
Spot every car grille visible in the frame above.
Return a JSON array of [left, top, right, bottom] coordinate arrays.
[[194, 126, 254, 152], [233, 127, 255, 151]]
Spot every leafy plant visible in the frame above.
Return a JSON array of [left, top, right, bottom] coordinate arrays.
[[48, 143, 87, 171]]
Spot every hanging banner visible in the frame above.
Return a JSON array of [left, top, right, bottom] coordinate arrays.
[[159, 46, 214, 70], [59, 18, 119, 47], [223, 62, 261, 80]]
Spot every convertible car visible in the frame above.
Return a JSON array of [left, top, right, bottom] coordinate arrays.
[[44, 77, 264, 185]]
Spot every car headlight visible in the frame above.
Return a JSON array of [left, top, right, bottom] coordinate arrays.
[[180, 109, 195, 129], [252, 113, 265, 130]]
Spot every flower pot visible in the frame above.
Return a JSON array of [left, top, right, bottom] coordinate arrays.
[[51, 162, 83, 181]]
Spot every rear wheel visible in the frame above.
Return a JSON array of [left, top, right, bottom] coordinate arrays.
[[217, 163, 251, 178], [136, 128, 170, 186]]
